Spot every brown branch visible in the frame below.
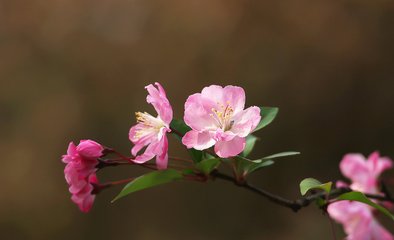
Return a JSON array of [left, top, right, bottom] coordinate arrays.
[[211, 170, 394, 212]]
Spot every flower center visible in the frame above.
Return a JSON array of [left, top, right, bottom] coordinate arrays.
[[134, 112, 166, 139], [210, 102, 235, 131]]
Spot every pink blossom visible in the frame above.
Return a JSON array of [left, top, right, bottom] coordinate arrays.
[[340, 151, 392, 194], [129, 82, 173, 169], [327, 152, 394, 239], [182, 85, 261, 158], [328, 201, 393, 240], [62, 140, 104, 213]]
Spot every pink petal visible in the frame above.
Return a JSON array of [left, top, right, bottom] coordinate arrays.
[[336, 180, 349, 188], [222, 85, 246, 114], [129, 124, 157, 156], [77, 140, 104, 159], [201, 85, 225, 106], [62, 142, 77, 163], [214, 136, 246, 158], [328, 201, 372, 236], [200, 85, 246, 115], [182, 130, 216, 150], [155, 135, 169, 170], [369, 219, 394, 240], [133, 141, 158, 164], [184, 93, 218, 131], [145, 82, 173, 125], [231, 106, 261, 137], [212, 129, 236, 142], [367, 151, 393, 178], [340, 154, 370, 189], [71, 184, 95, 213]]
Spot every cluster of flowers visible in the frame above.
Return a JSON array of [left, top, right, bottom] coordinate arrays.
[[61, 82, 393, 239], [328, 152, 393, 240], [62, 140, 104, 212], [62, 83, 261, 212]]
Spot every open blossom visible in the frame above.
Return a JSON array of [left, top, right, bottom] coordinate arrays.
[[129, 82, 173, 169], [182, 85, 261, 158], [328, 152, 393, 240], [62, 140, 104, 213], [328, 201, 393, 240], [340, 151, 392, 194]]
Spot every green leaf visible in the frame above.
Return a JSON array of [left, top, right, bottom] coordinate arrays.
[[253, 107, 279, 132], [182, 169, 195, 175], [261, 151, 300, 161], [241, 135, 259, 157], [336, 191, 394, 221], [300, 178, 332, 196], [195, 158, 221, 175], [170, 119, 191, 137], [234, 156, 274, 177], [189, 149, 203, 163], [241, 151, 300, 163], [170, 119, 203, 163], [245, 160, 275, 174], [112, 170, 183, 202]]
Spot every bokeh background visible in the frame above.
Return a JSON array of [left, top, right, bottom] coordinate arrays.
[[1, 0, 394, 239]]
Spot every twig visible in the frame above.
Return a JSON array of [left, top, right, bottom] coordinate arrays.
[[211, 171, 394, 212]]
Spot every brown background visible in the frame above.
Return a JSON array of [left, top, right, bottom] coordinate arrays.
[[0, 0, 393, 239]]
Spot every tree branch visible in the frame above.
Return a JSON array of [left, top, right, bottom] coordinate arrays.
[[211, 170, 394, 212]]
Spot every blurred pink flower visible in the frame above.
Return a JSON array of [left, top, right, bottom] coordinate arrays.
[[182, 85, 261, 158], [327, 152, 393, 240], [328, 201, 393, 240], [62, 140, 104, 213], [340, 151, 392, 194], [129, 82, 172, 169]]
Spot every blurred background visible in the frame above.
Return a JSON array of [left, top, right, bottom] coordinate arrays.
[[1, 0, 393, 239]]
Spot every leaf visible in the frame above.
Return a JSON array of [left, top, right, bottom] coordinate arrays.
[[300, 178, 332, 196], [261, 151, 300, 161], [182, 169, 195, 175], [112, 170, 183, 202], [253, 107, 279, 132], [336, 191, 394, 221], [170, 119, 191, 137], [195, 158, 221, 175], [245, 160, 275, 174], [241, 151, 300, 163], [234, 156, 274, 177], [241, 135, 259, 157], [170, 119, 203, 163]]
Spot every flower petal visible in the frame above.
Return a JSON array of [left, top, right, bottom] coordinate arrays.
[[146, 82, 173, 124], [367, 151, 393, 178], [129, 123, 157, 156], [214, 136, 246, 158], [231, 106, 261, 137], [182, 130, 216, 150], [340, 154, 370, 188], [201, 85, 225, 105], [133, 141, 158, 164], [77, 140, 104, 159], [155, 135, 169, 170], [184, 93, 218, 131], [222, 85, 246, 114]]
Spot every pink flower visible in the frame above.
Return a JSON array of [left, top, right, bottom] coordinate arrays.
[[340, 151, 392, 194], [327, 152, 394, 240], [129, 82, 173, 169], [328, 201, 393, 240], [182, 85, 261, 158], [62, 140, 104, 213]]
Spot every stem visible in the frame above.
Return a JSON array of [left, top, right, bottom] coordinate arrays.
[[211, 170, 394, 212], [92, 178, 135, 194], [328, 215, 338, 240]]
